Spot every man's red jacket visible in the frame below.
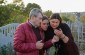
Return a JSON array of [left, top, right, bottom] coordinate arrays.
[[13, 21, 53, 55]]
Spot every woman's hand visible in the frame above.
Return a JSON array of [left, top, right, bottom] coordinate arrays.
[[51, 35, 59, 44], [54, 29, 69, 43], [54, 29, 64, 38]]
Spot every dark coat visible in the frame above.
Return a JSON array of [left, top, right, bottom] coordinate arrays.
[[45, 23, 79, 55]]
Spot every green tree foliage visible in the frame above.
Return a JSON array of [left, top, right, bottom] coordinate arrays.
[[7, 4, 25, 23], [68, 14, 75, 22], [0, 0, 41, 26], [43, 10, 52, 18], [13, 0, 22, 3], [24, 3, 41, 16], [0, 5, 11, 26], [80, 14, 85, 23], [0, 0, 4, 4], [62, 16, 70, 22], [60, 13, 76, 22]]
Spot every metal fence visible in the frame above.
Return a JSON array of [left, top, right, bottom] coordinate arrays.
[[66, 22, 85, 54], [0, 23, 19, 55], [0, 22, 85, 55]]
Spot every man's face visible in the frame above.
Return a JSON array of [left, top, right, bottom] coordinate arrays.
[[34, 13, 43, 27], [41, 20, 49, 31]]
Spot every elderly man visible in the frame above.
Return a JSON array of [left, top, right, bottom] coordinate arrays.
[[14, 8, 59, 55]]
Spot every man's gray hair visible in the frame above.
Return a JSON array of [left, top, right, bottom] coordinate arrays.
[[29, 8, 43, 19]]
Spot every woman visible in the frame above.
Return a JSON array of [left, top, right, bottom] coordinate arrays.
[[44, 13, 79, 55], [40, 15, 49, 31], [40, 15, 59, 55]]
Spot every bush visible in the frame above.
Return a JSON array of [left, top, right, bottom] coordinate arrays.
[[0, 43, 16, 55]]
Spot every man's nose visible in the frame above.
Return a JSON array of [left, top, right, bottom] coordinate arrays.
[[46, 25, 48, 28], [55, 23, 58, 25]]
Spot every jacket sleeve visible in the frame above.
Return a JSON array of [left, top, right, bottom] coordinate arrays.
[[13, 24, 37, 53], [62, 23, 75, 45], [43, 39, 53, 49], [62, 23, 79, 55]]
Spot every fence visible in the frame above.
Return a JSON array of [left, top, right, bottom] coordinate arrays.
[[0, 23, 19, 46], [0, 22, 85, 55], [0, 23, 19, 55], [66, 22, 85, 54]]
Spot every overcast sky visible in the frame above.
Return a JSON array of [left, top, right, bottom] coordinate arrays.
[[7, 0, 85, 12]]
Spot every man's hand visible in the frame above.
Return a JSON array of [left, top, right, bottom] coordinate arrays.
[[36, 40, 44, 49], [51, 35, 59, 43]]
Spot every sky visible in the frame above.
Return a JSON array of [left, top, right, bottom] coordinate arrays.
[[6, 0, 85, 12]]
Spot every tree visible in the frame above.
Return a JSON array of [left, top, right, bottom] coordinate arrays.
[[13, 0, 22, 3], [0, 0, 8, 5], [62, 16, 70, 22], [0, 1, 25, 26], [69, 14, 75, 22], [24, 3, 41, 16], [0, 0, 4, 4], [43, 10, 52, 18], [80, 14, 85, 23], [60, 13, 75, 22], [0, 0, 5, 4], [0, 5, 11, 26], [0, 1, 41, 26]]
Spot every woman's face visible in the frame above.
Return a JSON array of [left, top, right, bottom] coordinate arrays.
[[50, 19, 60, 29], [41, 20, 49, 31]]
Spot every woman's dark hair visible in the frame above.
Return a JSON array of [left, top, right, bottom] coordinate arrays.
[[42, 15, 48, 21], [50, 13, 62, 23]]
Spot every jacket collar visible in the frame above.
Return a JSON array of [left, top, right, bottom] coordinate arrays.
[[29, 21, 37, 28]]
